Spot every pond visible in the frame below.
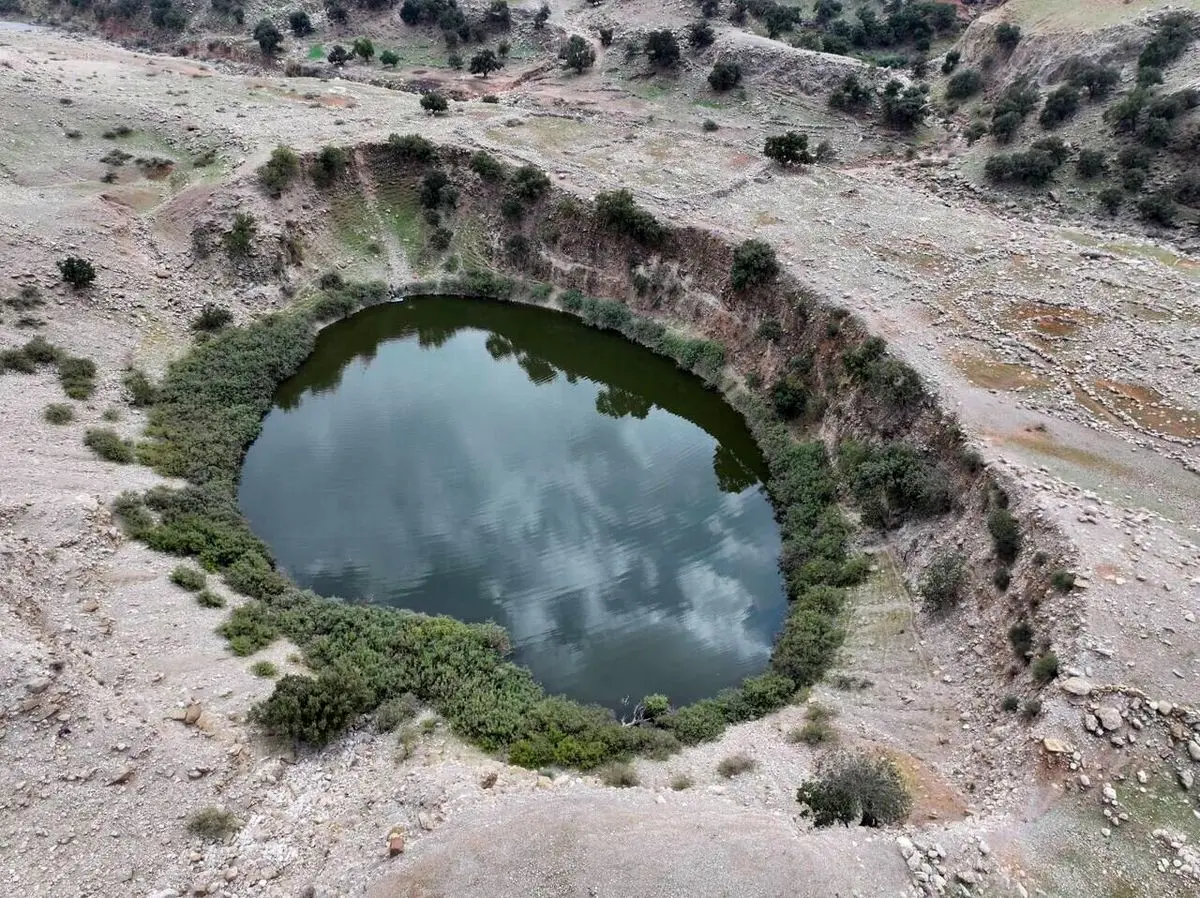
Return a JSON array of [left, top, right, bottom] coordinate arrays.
[[238, 296, 786, 710]]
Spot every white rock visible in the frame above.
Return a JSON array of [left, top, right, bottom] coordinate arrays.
[[1060, 677, 1092, 697], [1096, 707, 1123, 731]]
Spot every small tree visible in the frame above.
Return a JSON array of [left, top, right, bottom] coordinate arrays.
[[646, 29, 681, 68], [58, 257, 96, 288], [730, 239, 779, 291], [486, 0, 510, 29], [288, 10, 313, 36], [880, 80, 928, 130], [920, 554, 966, 613], [945, 68, 983, 101], [561, 35, 596, 74], [421, 91, 449, 114], [763, 131, 814, 166], [380, 49, 400, 67], [352, 38, 375, 61], [829, 73, 873, 113], [310, 145, 347, 187], [689, 20, 714, 50], [469, 49, 503, 77], [327, 44, 350, 66], [1075, 148, 1106, 179], [532, 2, 549, 29], [257, 145, 300, 196], [1038, 85, 1080, 128], [941, 49, 960, 74], [708, 59, 742, 91], [252, 19, 283, 55]]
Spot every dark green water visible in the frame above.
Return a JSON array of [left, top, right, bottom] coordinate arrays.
[[238, 297, 786, 709]]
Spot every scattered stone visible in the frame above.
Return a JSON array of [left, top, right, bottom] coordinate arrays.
[[1096, 707, 1123, 731], [183, 703, 202, 725], [1060, 677, 1092, 697], [1043, 737, 1072, 754], [1188, 741, 1200, 763], [386, 827, 405, 857]]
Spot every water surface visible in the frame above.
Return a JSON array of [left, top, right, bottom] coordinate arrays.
[[238, 297, 786, 708]]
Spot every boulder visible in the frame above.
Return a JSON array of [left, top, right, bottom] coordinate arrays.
[[1060, 677, 1092, 697]]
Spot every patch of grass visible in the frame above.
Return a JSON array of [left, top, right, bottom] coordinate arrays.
[[102, 408, 121, 422], [187, 806, 240, 841], [43, 403, 74, 425], [170, 565, 206, 591], [1050, 569, 1075, 592], [251, 660, 279, 678], [716, 753, 757, 778], [1001, 694, 1020, 713], [1021, 698, 1042, 720], [196, 589, 226, 609], [598, 762, 639, 787], [84, 428, 135, 464], [1032, 652, 1059, 684]]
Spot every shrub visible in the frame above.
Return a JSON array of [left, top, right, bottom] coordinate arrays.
[[689, 19, 714, 49], [379, 49, 400, 67], [993, 567, 1011, 591], [941, 49, 960, 74], [196, 589, 226, 608], [920, 553, 966, 613], [1075, 148, 1106, 179], [469, 49, 503, 78], [984, 145, 1064, 187], [669, 772, 693, 790], [1050, 569, 1075, 592], [224, 213, 255, 258], [352, 37, 374, 61], [994, 22, 1021, 49], [58, 257, 96, 288], [770, 378, 807, 419], [187, 806, 240, 841], [1001, 694, 1020, 713], [1021, 698, 1042, 720], [192, 303, 233, 332], [257, 145, 299, 196], [763, 131, 814, 166], [599, 27, 613, 47], [987, 508, 1021, 562], [1039, 85, 1080, 128], [829, 73, 873, 113], [880, 80, 927, 130], [597, 761, 639, 787], [771, 603, 844, 688], [251, 660, 279, 678], [288, 10, 313, 36], [1097, 187, 1123, 215], [1138, 192, 1178, 227], [429, 227, 453, 251], [839, 441, 950, 529], [1138, 11, 1195, 71], [1032, 652, 1059, 684], [224, 552, 287, 601], [646, 29, 681, 68], [594, 189, 665, 244], [310, 145, 348, 187], [717, 753, 756, 778], [945, 68, 983, 101], [664, 699, 727, 744], [561, 34, 595, 73], [1064, 58, 1119, 99], [708, 59, 742, 91], [702, 118, 719, 132], [510, 164, 550, 200], [730, 239, 779, 290], [85, 428, 135, 463], [797, 753, 912, 827], [170, 565, 206, 591], [1008, 620, 1033, 659], [44, 403, 74, 424], [327, 45, 350, 66], [252, 19, 282, 55], [376, 693, 421, 731], [468, 151, 504, 182], [793, 718, 835, 745], [990, 79, 1039, 142]]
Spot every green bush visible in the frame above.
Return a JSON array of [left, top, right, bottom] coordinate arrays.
[[829, 73, 874, 112], [193, 303, 233, 332], [224, 213, 255, 258], [1008, 620, 1033, 660], [58, 356, 97, 399], [44, 403, 74, 425], [387, 132, 437, 163], [993, 567, 1011, 591], [708, 59, 742, 91], [841, 337, 924, 408], [1050, 569, 1075, 592], [763, 131, 814, 167], [196, 589, 226, 608], [376, 693, 421, 731], [598, 761, 639, 787], [251, 659, 279, 678], [664, 700, 727, 745], [1076, 149, 1107, 179], [170, 564, 206, 591], [797, 753, 912, 827], [920, 553, 966, 613], [594, 190, 666, 244], [58, 256, 96, 288], [187, 806, 240, 841], [1021, 698, 1042, 720], [717, 753, 756, 778], [1032, 652, 1059, 683], [311, 145, 348, 187], [1038, 85, 1080, 128], [839, 441, 951, 529], [730, 239, 779, 290], [987, 508, 1022, 562], [84, 428, 135, 463], [945, 68, 982, 100], [469, 150, 505, 181], [123, 368, 158, 406], [995, 22, 1021, 49], [669, 772, 693, 790], [1001, 694, 1020, 713], [257, 145, 300, 196]]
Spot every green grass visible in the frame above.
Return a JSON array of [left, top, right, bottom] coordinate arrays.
[[43, 403, 74, 424], [307, 43, 325, 60]]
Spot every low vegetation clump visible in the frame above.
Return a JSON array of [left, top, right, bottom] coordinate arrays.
[[224, 213, 256, 258], [593, 190, 665, 245], [196, 589, 226, 609], [375, 693, 421, 732], [730, 239, 779, 290], [829, 73, 873, 113], [58, 256, 96, 289], [763, 131, 814, 167], [598, 762, 640, 787], [84, 427, 135, 464], [945, 68, 982, 101], [839, 440, 950, 530], [257, 145, 300, 196], [1032, 652, 1059, 684], [44, 403, 75, 425], [192, 303, 234, 333], [841, 335, 924, 409], [251, 660, 279, 678], [669, 772, 693, 790], [717, 753, 757, 778], [311, 146, 348, 187], [1050, 569, 1075, 592], [792, 703, 836, 745], [1001, 694, 1020, 713], [187, 806, 240, 841], [170, 565, 206, 591], [123, 369, 158, 407], [987, 507, 1022, 562], [420, 92, 450, 115], [919, 553, 966, 613], [59, 355, 97, 399], [708, 59, 742, 92], [797, 752, 911, 828]]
